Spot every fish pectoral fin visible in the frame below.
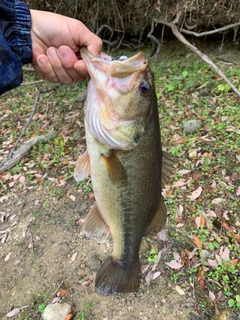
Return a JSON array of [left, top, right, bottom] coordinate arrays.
[[162, 151, 175, 187], [95, 256, 141, 296], [74, 150, 91, 182], [144, 196, 167, 235], [102, 152, 127, 184], [83, 203, 109, 243]]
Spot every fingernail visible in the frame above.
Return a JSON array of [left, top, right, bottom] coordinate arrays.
[[37, 56, 47, 67], [47, 47, 58, 59], [58, 47, 70, 59]]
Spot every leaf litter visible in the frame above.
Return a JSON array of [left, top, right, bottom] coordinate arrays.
[[0, 47, 240, 318]]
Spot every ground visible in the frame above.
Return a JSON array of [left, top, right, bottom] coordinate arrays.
[[0, 39, 240, 320]]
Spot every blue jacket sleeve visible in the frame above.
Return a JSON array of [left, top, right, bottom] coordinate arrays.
[[0, 0, 32, 95]]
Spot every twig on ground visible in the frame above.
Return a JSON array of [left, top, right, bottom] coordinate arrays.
[[22, 67, 35, 71], [49, 280, 64, 303], [154, 19, 240, 99], [0, 131, 56, 173], [0, 90, 40, 168], [0, 84, 60, 173], [22, 80, 44, 86]]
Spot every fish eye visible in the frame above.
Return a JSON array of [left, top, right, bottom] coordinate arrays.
[[139, 81, 151, 95]]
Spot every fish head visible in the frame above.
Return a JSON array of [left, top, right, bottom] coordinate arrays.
[[81, 48, 156, 150]]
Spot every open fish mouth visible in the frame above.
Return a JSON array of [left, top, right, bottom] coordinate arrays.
[[80, 48, 151, 150]]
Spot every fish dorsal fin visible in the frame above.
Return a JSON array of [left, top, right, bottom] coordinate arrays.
[[83, 203, 110, 243], [102, 152, 127, 184], [162, 151, 175, 187], [144, 196, 167, 236], [74, 150, 91, 182]]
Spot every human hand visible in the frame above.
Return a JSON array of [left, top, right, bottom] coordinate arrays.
[[30, 10, 102, 84]]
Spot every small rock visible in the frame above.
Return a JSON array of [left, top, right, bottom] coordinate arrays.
[[183, 120, 202, 134], [175, 285, 185, 295], [41, 303, 71, 320], [139, 239, 151, 253], [87, 254, 102, 271], [188, 149, 197, 159]]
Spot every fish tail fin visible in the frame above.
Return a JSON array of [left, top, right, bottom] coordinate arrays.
[[95, 256, 141, 295]]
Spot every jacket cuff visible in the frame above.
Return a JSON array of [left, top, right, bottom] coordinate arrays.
[[13, 1, 32, 64]]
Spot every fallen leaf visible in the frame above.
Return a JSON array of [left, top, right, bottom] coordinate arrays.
[[206, 209, 216, 217], [152, 271, 161, 280], [68, 251, 77, 264], [186, 247, 199, 260], [81, 279, 93, 287], [192, 235, 202, 249], [179, 169, 191, 175], [209, 290, 216, 302], [165, 260, 184, 269], [231, 259, 239, 267], [64, 314, 73, 320], [176, 222, 185, 228], [60, 289, 68, 297], [173, 180, 186, 187], [220, 246, 230, 260], [195, 216, 205, 228], [236, 186, 240, 196], [19, 175, 26, 185], [69, 195, 76, 202], [212, 198, 225, 204], [51, 297, 60, 304], [4, 252, 12, 262], [189, 186, 202, 201], [208, 259, 218, 269], [6, 308, 20, 317]]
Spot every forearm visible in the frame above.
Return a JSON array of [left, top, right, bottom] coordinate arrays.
[[0, 0, 32, 95]]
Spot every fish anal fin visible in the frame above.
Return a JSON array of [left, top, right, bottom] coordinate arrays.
[[84, 203, 109, 243], [74, 150, 91, 182], [144, 196, 167, 236], [95, 256, 140, 295], [162, 150, 175, 187], [102, 152, 127, 184]]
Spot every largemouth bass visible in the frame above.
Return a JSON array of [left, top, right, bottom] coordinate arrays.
[[75, 48, 173, 296]]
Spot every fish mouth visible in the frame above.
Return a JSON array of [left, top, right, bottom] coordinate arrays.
[[80, 47, 147, 82], [81, 48, 149, 150]]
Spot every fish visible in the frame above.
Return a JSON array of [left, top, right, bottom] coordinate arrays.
[[74, 48, 174, 296]]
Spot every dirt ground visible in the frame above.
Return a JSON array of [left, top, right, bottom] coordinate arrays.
[[0, 179, 204, 320], [1, 39, 240, 320]]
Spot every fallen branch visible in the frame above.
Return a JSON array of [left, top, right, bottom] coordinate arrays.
[[179, 21, 240, 38], [0, 130, 56, 173], [0, 90, 40, 168], [154, 19, 240, 99], [0, 86, 60, 173], [154, 19, 240, 38]]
